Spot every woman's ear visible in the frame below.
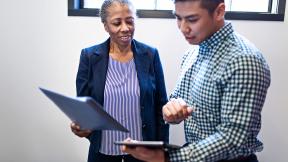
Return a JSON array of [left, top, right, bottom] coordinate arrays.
[[214, 3, 225, 21], [103, 22, 108, 32]]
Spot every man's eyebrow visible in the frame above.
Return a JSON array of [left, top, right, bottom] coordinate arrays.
[[174, 13, 198, 19]]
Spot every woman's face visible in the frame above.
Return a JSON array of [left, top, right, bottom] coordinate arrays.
[[104, 2, 135, 47]]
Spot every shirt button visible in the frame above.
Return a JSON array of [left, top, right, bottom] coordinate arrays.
[[141, 106, 144, 110], [142, 124, 146, 128]]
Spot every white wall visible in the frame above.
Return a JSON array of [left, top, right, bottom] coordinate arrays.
[[0, 0, 287, 161]]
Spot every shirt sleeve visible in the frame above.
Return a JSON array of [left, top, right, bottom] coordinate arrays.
[[170, 48, 197, 100], [168, 54, 271, 162]]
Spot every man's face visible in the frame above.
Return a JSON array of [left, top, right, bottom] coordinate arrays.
[[174, 1, 219, 45]]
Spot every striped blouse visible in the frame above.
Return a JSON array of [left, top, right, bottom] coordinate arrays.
[[99, 56, 143, 155]]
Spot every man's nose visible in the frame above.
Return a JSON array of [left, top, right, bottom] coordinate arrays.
[[179, 20, 189, 34]]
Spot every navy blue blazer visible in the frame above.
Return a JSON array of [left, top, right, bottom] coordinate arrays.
[[76, 38, 169, 162]]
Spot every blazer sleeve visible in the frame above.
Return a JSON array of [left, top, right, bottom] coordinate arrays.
[[76, 49, 91, 97], [153, 49, 169, 143], [75, 49, 94, 142]]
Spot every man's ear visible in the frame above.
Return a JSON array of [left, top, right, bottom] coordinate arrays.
[[214, 3, 225, 21]]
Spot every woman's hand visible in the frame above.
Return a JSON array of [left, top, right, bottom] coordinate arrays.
[[70, 122, 92, 138], [163, 98, 193, 124]]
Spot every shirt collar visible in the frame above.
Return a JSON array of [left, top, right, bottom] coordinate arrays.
[[199, 21, 234, 50]]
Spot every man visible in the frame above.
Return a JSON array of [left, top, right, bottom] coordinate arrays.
[[122, 0, 271, 162]]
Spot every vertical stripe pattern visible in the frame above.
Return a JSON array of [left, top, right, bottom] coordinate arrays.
[[99, 56, 142, 155]]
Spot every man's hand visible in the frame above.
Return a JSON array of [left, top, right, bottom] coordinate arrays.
[[121, 138, 165, 162], [70, 122, 91, 138], [163, 98, 193, 124]]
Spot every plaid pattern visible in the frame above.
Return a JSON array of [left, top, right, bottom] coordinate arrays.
[[168, 22, 271, 162]]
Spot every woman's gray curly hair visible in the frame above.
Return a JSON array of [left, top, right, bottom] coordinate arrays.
[[100, 0, 136, 23]]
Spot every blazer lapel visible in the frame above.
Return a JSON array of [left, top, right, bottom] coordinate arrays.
[[132, 40, 150, 103], [90, 40, 110, 105], [89, 39, 150, 106]]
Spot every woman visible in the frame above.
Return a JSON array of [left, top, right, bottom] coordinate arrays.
[[70, 0, 169, 162]]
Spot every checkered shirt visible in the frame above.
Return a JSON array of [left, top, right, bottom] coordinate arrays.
[[168, 22, 271, 162]]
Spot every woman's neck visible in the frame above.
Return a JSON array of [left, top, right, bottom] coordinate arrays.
[[110, 41, 132, 54], [109, 42, 133, 62]]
